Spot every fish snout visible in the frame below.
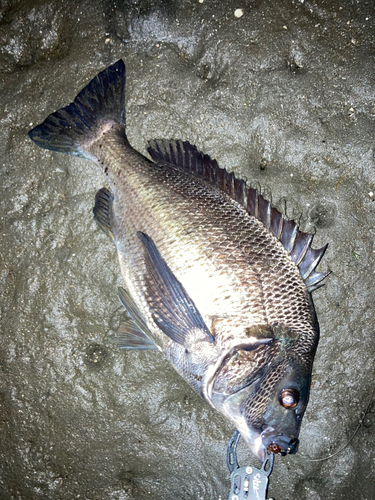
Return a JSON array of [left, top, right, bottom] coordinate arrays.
[[239, 424, 300, 462], [263, 432, 299, 456]]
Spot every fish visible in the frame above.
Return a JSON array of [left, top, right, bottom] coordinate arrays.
[[28, 60, 329, 462]]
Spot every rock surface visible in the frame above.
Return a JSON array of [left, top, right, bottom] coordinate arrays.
[[0, 1, 374, 499]]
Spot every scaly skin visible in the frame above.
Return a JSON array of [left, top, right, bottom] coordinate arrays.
[[28, 60, 324, 462], [85, 120, 319, 460]]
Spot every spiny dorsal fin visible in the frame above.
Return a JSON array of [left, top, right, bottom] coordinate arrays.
[[93, 187, 114, 238], [147, 139, 329, 292]]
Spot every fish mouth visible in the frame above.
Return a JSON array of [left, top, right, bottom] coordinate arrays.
[[249, 428, 299, 461], [205, 352, 301, 463]]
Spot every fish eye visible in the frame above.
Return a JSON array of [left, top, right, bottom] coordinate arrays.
[[279, 388, 299, 409]]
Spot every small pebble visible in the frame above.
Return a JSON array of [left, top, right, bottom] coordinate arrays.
[[234, 9, 244, 18]]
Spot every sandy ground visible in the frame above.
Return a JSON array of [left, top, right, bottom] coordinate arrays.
[[0, 0, 374, 499]]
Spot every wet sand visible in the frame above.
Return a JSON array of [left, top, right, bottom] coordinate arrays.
[[0, 1, 374, 499]]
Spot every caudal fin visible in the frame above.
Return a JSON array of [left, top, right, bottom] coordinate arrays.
[[28, 60, 126, 158]]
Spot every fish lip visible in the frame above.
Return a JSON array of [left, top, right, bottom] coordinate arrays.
[[206, 357, 300, 462], [261, 428, 299, 457], [245, 428, 299, 461]]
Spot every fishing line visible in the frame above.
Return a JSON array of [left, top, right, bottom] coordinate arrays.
[[301, 385, 375, 462]]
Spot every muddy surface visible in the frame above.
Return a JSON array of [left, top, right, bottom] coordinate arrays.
[[0, 1, 374, 499]]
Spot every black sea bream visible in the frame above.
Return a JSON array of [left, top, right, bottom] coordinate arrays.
[[29, 60, 329, 462]]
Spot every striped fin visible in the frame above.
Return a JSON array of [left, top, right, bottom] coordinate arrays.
[[93, 187, 114, 238], [305, 271, 331, 293], [147, 139, 330, 291]]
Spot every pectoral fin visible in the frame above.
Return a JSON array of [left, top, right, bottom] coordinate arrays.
[[137, 231, 214, 348]]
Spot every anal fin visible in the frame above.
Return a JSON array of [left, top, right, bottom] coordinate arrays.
[[93, 187, 114, 238]]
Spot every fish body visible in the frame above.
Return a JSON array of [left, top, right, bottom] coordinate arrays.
[[29, 60, 328, 462]]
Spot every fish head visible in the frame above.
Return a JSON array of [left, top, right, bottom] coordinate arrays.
[[209, 334, 315, 462], [242, 360, 311, 461]]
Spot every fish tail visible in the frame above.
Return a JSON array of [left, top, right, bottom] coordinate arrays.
[[28, 60, 126, 158]]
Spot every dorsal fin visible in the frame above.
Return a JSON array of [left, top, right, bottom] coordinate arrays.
[[147, 139, 329, 292]]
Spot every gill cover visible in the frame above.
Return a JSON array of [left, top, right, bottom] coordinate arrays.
[[208, 343, 313, 462]]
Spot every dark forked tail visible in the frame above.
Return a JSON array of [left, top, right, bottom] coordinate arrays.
[[28, 60, 126, 158]]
